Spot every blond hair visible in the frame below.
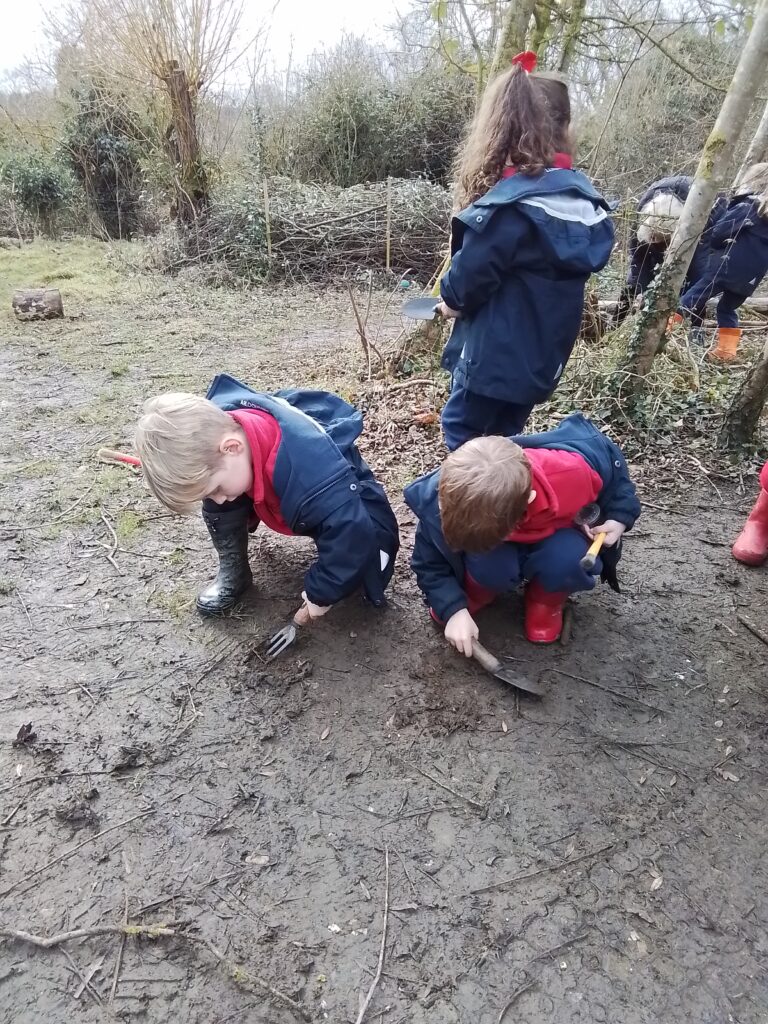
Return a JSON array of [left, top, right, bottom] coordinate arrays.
[[439, 437, 532, 552], [637, 192, 685, 245], [135, 393, 237, 514], [453, 64, 571, 210], [734, 162, 768, 217]]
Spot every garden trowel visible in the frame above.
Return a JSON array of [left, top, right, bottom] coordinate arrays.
[[472, 641, 544, 699], [401, 296, 440, 320]]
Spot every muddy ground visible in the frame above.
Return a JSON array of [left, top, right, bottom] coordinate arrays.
[[1, 240, 768, 1024]]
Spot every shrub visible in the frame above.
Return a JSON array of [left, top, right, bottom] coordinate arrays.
[[0, 151, 75, 237], [62, 84, 148, 240], [258, 38, 475, 187]]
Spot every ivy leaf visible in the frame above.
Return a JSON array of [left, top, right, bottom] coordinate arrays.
[[442, 37, 460, 60], [430, 0, 449, 21]]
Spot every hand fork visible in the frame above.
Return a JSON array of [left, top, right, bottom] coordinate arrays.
[[264, 622, 298, 661]]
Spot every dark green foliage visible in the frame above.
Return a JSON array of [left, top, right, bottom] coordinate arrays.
[[0, 151, 74, 236], [63, 84, 147, 239]]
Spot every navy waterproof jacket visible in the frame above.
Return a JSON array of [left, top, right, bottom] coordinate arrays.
[[403, 414, 641, 623], [627, 176, 727, 289], [439, 169, 614, 405], [701, 196, 768, 296], [207, 374, 399, 608]]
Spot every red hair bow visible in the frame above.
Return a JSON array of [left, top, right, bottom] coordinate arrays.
[[511, 51, 537, 73]]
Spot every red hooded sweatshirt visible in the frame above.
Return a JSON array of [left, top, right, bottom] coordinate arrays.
[[508, 447, 602, 544], [228, 408, 293, 536]]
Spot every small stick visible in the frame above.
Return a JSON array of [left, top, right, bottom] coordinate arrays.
[[0, 809, 155, 897], [73, 954, 105, 1000], [2, 801, 24, 826], [498, 980, 537, 1024], [60, 947, 102, 1007], [737, 613, 768, 647], [470, 843, 615, 896], [263, 177, 272, 259], [198, 936, 311, 1021], [412, 765, 485, 812], [551, 669, 665, 713], [385, 176, 391, 272], [355, 847, 390, 1024], [0, 921, 178, 948], [16, 591, 33, 629], [110, 892, 129, 1006]]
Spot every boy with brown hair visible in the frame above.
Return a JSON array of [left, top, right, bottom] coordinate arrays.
[[135, 374, 399, 625], [404, 414, 640, 650]]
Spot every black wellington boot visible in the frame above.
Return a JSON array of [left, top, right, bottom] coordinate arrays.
[[197, 502, 253, 616]]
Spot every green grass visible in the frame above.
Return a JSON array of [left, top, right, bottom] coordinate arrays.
[[0, 238, 140, 322]]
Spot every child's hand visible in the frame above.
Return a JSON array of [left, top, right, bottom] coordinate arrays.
[[584, 519, 626, 547], [444, 608, 479, 657], [437, 301, 461, 320], [294, 592, 331, 625]]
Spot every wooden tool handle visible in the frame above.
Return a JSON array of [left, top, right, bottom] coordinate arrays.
[[98, 448, 141, 467], [472, 640, 501, 674], [580, 531, 607, 570]]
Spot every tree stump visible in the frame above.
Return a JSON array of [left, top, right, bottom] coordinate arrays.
[[12, 289, 64, 320]]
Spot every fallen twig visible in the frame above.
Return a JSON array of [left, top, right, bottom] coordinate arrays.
[[412, 765, 485, 812], [0, 808, 155, 897], [60, 947, 102, 1007], [355, 847, 390, 1024], [551, 669, 665, 714], [197, 935, 311, 1021], [0, 921, 179, 948], [470, 843, 615, 896], [737, 613, 768, 647], [110, 893, 129, 1006], [498, 980, 537, 1023]]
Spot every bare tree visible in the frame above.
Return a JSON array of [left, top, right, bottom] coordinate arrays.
[[737, 96, 768, 180], [490, 0, 538, 76], [68, 0, 247, 224], [623, 0, 768, 389]]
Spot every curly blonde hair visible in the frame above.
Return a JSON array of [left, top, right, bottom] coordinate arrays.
[[453, 65, 571, 210]]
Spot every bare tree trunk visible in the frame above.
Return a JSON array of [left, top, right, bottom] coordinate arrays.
[[490, 0, 537, 77], [624, 0, 768, 389], [162, 61, 209, 226], [558, 0, 587, 73], [736, 97, 768, 182], [720, 336, 768, 448]]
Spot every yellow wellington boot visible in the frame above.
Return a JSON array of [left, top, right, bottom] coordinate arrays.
[[708, 327, 741, 362]]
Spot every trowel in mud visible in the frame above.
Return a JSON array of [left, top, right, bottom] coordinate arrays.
[[472, 641, 544, 699], [401, 296, 440, 320]]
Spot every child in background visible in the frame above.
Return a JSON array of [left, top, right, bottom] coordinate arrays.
[[732, 462, 768, 567], [135, 374, 399, 625], [613, 175, 726, 327], [680, 163, 768, 360], [404, 414, 640, 649], [436, 51, 614, 450]]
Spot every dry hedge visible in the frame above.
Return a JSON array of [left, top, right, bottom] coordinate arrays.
[[165, 175, 451, 284]]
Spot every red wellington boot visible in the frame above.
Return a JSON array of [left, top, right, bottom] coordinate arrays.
[[524, 579, 569, 644], [732, 486, 768, 567]]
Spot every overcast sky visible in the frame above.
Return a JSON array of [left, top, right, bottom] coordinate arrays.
[[0, 0, 401, 82]]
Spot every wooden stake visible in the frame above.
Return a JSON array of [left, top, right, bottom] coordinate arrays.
[[263, 177, 272, 259], [385, 176, 391, 272]]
